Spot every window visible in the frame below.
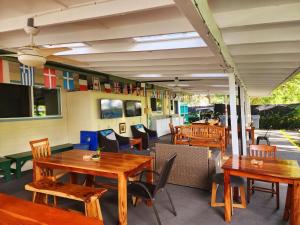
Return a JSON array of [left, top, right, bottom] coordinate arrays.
[[33, 87, 60, 117], [0, 83, 61, 119]]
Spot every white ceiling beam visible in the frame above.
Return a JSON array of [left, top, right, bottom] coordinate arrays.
[[95, 64, 223, 72], [0, 7, 192, 48], [237, 62, 299, 69], [213, 2, 300, 28], [238, 68, 294, 74], [82, 57, 220, 67], [0, 0, 174, 33], [97, 69, 224, 75], [234, 53, 300, 63], [222, 23, 300, 45], [229, 41, 300, 55], [174, 0, 234, 69], [64, 48, 215, 62]]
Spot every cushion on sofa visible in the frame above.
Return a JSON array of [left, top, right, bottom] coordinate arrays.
[[99, 129, 113, 137], [106, 132, 116, 140]]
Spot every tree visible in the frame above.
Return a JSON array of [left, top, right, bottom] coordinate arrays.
[[251, 73, 300, 104]]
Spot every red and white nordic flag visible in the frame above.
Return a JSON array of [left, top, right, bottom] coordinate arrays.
[[79, 75, 88, 91], [93, 76, 100, 91], [114, 81, 120, 94], [43, 67, 56, 89], [104, 83, 111, 93], [0, 59, 10, 83]]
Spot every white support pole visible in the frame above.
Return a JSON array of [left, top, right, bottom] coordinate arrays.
[[240, 86, 247, 155], [229, 73, 239, 155], [225, 95, 228, 127], [245, 93, 252, 127]]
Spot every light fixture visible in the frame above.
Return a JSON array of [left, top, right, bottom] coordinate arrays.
[[133, 32, 199, 42], [135, 74, 162, 78]]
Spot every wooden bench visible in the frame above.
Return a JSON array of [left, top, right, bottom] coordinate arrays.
[[5, 143, 73, 178], [0, 193, 103, 225], [0, 157, 12, 182], [25, 179, 107, 221], [189, 124, 226, 153]]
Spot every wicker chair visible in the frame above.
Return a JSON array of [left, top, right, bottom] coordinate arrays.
[[131, 124, 158, 150]]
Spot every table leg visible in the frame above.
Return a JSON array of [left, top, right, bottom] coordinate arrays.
[[146, 160, 154, 207], [15, 160, 22, 179], [290, 181, 300, 225], [118, 173, 127, 225], [70, 173, 78, 184], [283, 184, 292, 221], [224, 170, 232, 222]]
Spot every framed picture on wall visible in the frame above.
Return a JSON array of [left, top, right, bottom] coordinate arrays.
[[119, 123, 126, 134]]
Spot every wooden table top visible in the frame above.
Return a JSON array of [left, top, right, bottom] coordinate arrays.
[[222, 156, 300, 180], [0, 193, 102, 225], [34, 149, 153, 177]]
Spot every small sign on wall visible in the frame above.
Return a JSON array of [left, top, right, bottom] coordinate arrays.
[[119, 123, 126, 134]]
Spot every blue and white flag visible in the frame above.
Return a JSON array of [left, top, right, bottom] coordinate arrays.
[[20, 64, 34, 86], [63, 71, 74, 90]]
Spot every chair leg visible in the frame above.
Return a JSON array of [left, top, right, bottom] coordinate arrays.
[[272, 183, 275, 197], [165, 188, 177, 216], [276, 183, 280, 210], [247, 178, 251, 203], [239, 186, 247, 209], [85, 197, 103, 221], [211, 182, 217, 207], [53, 196, 57, 206], [152, 201, 162, 225]]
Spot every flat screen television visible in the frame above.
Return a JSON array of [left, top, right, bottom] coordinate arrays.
[[0, 83, 31, 118], [124, 101, 142, 117], [100, 99, 123, 119], [150, 98, 157, 111]]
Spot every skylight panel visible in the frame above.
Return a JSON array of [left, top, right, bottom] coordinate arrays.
[[133, 32, 199, 42]]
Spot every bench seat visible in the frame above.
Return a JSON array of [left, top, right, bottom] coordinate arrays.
[[25, 179, 107, 221], [5, 143, 73, 178]]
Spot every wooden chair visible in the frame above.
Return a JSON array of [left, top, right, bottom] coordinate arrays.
[[30, 138, 68, 206], [211, 173, 246, 210], [169, 123, 176, 144], [247, 144, 279, 209], [25, 179, 107, 221], [174, 126, 191, 145], [30, 138, 67, 181]]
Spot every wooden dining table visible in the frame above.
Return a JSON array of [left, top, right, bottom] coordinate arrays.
[[33, 149, 154, 225], [0, 193, 103, 225], [222, 156, 300, 225]]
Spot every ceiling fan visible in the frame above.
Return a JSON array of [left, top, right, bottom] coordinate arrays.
[[148, 77, 195, 92], [0, 18, 87, 68]]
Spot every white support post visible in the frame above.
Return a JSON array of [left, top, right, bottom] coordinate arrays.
[[240, 86, 247, 155], [245, 93, 252, 127], [225, 95, 228, 127], [229, 73, 239, 155]]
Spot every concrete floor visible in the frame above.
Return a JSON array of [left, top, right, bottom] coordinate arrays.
[[0, 129, 299, 225]]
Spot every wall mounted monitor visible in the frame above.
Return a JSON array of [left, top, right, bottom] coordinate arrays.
[[150, 98, 157, 111], [174, 100, 179, 114], [100, 99, 123, 119], [124, 100, 142, 117], [0, 83, 31, 118]]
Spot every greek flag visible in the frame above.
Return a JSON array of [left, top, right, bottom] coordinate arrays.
[[20, 64, 34, 86]]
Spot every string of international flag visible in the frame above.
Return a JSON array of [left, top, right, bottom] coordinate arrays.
[[0, 59, 164, 97]]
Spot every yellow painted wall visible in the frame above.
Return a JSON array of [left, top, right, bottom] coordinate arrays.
[[0, 60, 173, 169], [66, 91, 148, 143]]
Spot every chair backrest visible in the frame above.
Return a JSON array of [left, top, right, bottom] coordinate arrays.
[[30, 138, 51, 159], [169, 123, 175, 135], [249, 144, 276, 158], [30, 138, 53, 178], [154, 153, 177, 195]]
